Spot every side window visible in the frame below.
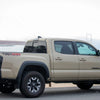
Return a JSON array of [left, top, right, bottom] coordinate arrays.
[[54, 41, 74, 54], [76, 42, 96, 55]]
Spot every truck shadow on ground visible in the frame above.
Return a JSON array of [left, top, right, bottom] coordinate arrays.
[[43, 86, 100, 97], [0, 86, 100, 98]]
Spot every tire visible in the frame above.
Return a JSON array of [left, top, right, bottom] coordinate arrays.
[[20, 71, 45, 98], [0, 81, 15, 93], [77, 83, 93, 90]]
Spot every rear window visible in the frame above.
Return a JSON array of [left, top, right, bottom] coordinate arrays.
[[23, 40, 47, 53]]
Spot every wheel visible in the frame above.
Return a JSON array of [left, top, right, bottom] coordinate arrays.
[[0, 81, 15, 93], [20, 71, 45, 98], [77, 83, 93, 90]]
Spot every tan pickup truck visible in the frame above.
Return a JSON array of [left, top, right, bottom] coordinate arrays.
[[0, 37, 100, 98]]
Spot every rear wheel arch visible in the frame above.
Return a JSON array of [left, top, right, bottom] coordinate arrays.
[[16, 61, 49, 88]]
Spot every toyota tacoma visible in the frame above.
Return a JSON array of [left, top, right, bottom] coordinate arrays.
[[0, 37, 100, 98]]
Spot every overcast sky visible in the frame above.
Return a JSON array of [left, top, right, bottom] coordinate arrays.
[[0, 0, 100, 41]]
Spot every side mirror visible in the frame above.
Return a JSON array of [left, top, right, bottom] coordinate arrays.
[[96, 50, 100, 56]]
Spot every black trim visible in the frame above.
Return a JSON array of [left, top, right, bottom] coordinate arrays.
[[72, 42, 78, 55], [0, 56, 3, 79], [16, 61, 49, 88], [92, 67, 100, 69]]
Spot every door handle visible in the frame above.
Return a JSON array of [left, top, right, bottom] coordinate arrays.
[[80, 58, 86, 61], [55, 57, 62, 61]]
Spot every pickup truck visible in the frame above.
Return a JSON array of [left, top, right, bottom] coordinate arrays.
[[0, 37, 100, 98]]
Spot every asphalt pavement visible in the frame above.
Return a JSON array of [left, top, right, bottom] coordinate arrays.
[[0, 85, 100, 100]]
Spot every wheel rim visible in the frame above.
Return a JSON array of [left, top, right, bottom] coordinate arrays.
[[27, 77, 41, 93]]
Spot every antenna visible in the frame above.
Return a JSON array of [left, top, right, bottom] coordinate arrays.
[[38, 36, 42, 39]]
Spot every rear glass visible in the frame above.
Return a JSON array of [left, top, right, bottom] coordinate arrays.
[[23, 40, 47, 53]]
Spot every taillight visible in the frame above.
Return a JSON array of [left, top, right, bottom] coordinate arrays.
[[2, 52, 21, 56], [11, 53, 21, 56]]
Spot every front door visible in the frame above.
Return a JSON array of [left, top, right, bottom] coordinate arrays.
[[76, 42, 100, 80]]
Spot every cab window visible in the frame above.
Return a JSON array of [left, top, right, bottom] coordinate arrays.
[[76, 42, 96, 55], [23, 40, 47, 53]]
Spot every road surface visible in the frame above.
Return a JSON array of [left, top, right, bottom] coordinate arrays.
[[0, 85, 100, 100]]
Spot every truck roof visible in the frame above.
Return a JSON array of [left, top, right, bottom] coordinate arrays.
[[28, 37, 88, 43], [25, 37, 97, 51]]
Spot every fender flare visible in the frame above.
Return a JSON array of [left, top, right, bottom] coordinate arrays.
[[16, 61, 49, 88]]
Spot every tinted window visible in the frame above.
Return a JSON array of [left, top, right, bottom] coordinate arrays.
[[23, 40, 47, 53], [76, 42, 96, 55], [54, 41, 74, 54]]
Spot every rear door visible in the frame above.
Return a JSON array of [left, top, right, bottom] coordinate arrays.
[[52, 40, 79, 81]]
